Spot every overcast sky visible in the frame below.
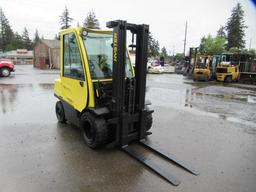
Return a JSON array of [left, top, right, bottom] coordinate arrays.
[[1, 0, 256, 54]]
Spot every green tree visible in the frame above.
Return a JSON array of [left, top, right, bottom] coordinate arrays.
[[54, 34, 59, 40], [226, 3, 247, 50], [248, 49, 256, 56], [6, 32, 24, 50], [34, 29, 40, 43], [22, 27, 32, 50], [160, 46, 168, 58], [199, 36, 207, 53], [0, 7, 14, 52], [217, 25, 226, 39], [32, 29, 40, 48], [59, 6, 73, 29], [199, 35, 226, 55], [174, 53, 185, 61], [83, 10, 100, 29], [228, 47, 240, 54], [148, 32, 159, 57]]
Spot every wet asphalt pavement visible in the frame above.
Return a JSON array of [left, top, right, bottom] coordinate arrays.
[[0, 65, 256, 192]]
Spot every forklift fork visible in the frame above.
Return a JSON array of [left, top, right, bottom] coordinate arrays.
[[139, 140, 199, 176], [122, 145, 181, 186], [122, 140, 199, 186]]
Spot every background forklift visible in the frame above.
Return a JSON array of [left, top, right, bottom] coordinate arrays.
[[54, 20, 199, 185], [184, 47, 217, 81], [193, 54, 212, 81], [216, 53, 256, 83], [216, 53, 239, 82]]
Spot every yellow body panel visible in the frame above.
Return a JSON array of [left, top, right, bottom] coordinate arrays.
[[54, 27, 113, 111], [54, 78, 62, 97], [216, 66, 239, 82], [216, 73, 226, 81], [193, 68, 210, 80], [61, 77, 88, 111], [192, 54, 212, 81]]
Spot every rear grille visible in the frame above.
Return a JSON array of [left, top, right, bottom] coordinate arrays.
[[217, 68, 227, 73]]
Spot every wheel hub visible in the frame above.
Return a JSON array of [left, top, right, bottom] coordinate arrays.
[[2, 69, 9, 76]]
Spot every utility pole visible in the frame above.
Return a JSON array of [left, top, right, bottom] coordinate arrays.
[[172, 45, 175, 63], [183, 21, 188, 57], [249, 38, 252, 50]]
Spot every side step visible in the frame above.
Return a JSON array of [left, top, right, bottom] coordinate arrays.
[[121, 141, 199, 186], [122, 145, 181, 186]]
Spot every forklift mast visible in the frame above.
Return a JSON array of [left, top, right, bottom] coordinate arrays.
[[107, 20, 149, 147]]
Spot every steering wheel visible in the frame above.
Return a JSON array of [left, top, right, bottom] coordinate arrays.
[[89, 60, 95, 71], [88, 60, 97, 78]]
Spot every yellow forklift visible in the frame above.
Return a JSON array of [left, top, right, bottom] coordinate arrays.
[[184, 48, 214, 81], [216, 53, 239, 82], [193, 55, 212, 81], [54, 20, 199, 185], [216, 53, 256, 83]]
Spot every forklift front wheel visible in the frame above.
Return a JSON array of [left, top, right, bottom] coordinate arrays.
[[225, 76, 232, 83], [146, 106, 153, 131], [80, 112, 108, 149], [55, 101, 66, 123]]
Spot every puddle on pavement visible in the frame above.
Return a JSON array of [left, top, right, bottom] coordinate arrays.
[[147, 79, 256, 129], [1, 79, 255, 131], [184, 87, 256, 127], [245, 127, 256, 135], [0, 83, 54, 115], [191, 87, 256, 103], [38, 83, 54, 90]]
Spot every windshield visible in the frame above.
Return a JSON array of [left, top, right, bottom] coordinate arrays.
[[83, 32, 133, 79], [195, 57, 210, 69], [212, 56, 219, 66]]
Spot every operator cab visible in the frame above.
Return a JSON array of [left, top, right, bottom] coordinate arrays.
[[55, 27, 134, 113], [82, 29, 134, 107], [195, 56, 211, 69], [82, 30, 133, 80]]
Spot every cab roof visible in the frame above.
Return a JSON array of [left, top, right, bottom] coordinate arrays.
[[59, 27, 112, 35]]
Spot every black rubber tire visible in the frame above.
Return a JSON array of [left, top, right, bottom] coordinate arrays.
[[145, 106, 153, 131], [80, 112, 108, 149], [55, 101, 66, 123], [0, 67, 11, 77], [225, 76, 232, 83]]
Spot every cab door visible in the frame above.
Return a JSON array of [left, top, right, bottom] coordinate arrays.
[[61, 32, 88, 112]]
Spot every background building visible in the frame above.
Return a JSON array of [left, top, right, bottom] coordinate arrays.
[[1, 49, 33, 65], [34, 39, 60, 69]]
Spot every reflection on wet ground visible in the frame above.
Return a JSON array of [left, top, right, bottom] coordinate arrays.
[[1, 72, 255, 128], [0, 83, 54, 115], [0, 84, 18, 114], [146, 74, 256, 128]]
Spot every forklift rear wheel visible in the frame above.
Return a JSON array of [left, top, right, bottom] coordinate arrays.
[[80, 112, 108, 149], [55, 101, 66, 123]]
